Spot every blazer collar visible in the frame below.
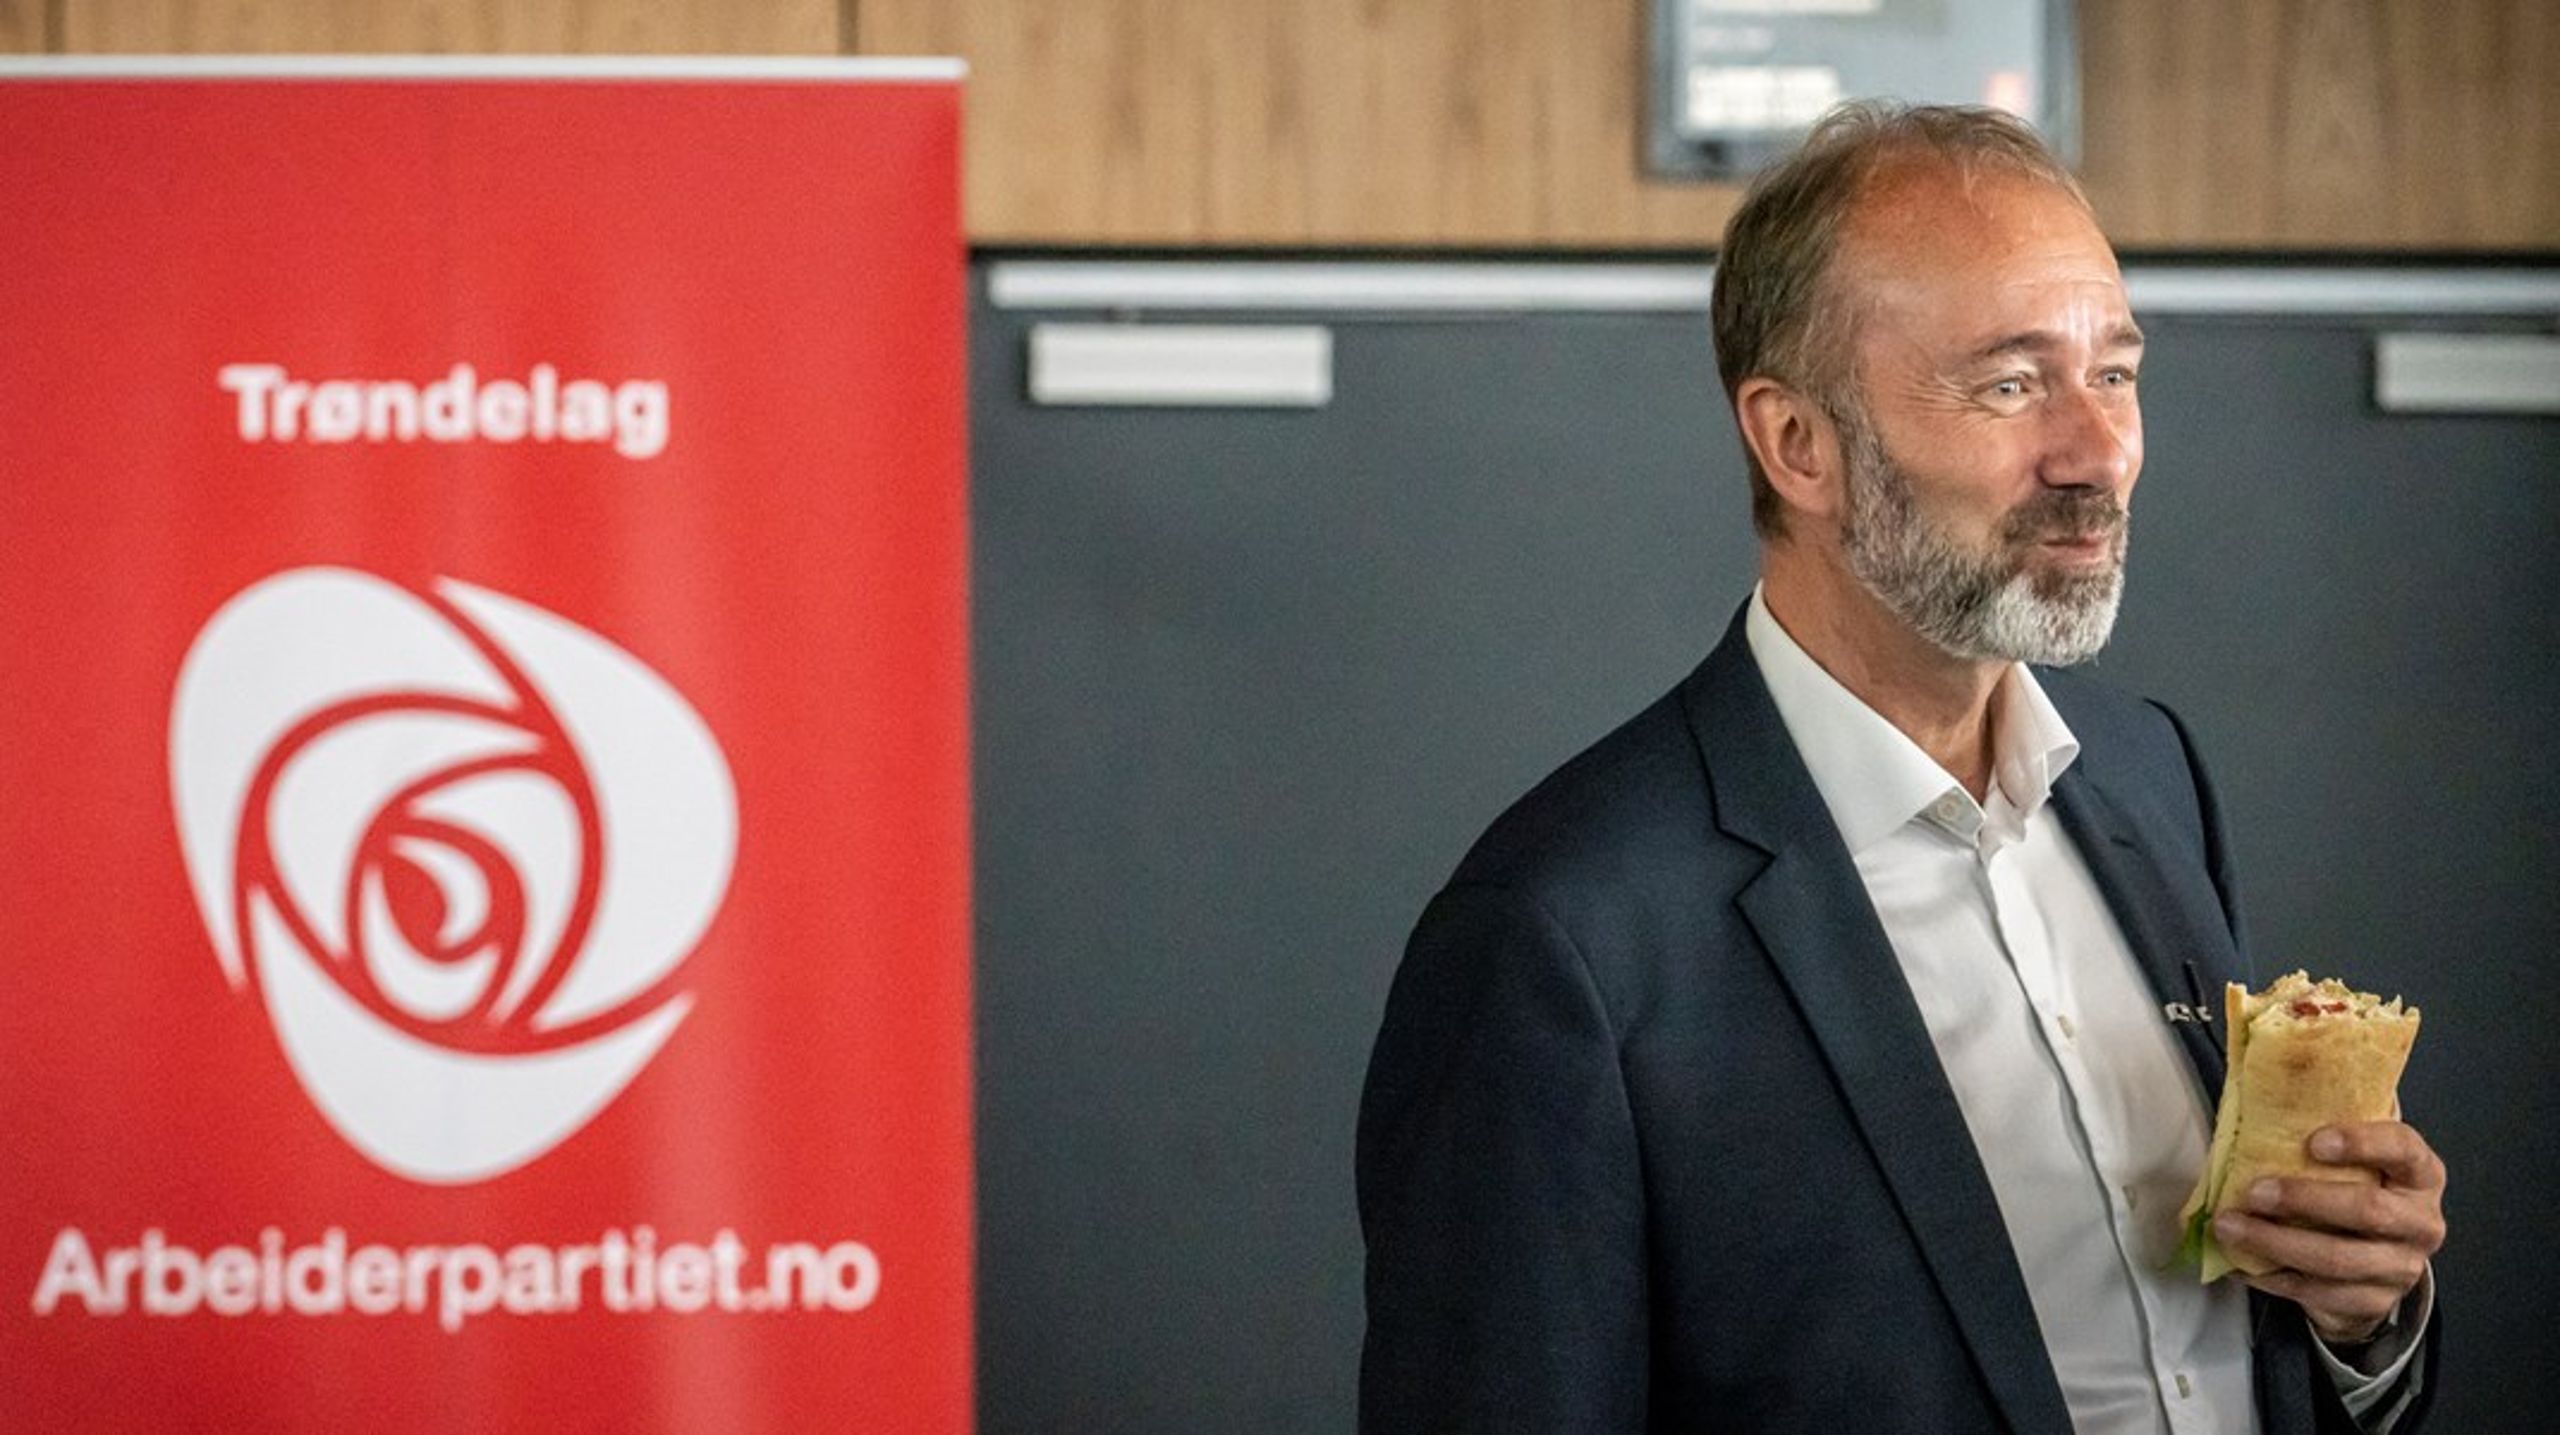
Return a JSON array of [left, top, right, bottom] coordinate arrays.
[[1680, 607, 2077, 1435]]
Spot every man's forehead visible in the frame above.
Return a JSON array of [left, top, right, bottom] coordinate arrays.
[[1832, 159, 2130, 336], [1959, 317, 2147, 364]]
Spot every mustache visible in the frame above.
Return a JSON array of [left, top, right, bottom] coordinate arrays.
[[2002, 489, 2127, 545]]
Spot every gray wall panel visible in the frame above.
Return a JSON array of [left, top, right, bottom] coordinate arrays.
[[971, 267, 2558, 1433]]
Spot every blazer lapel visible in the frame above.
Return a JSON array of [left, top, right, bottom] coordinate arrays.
[[2050, 769, 2237, 1095], [1684, 619, 2075, 1435]]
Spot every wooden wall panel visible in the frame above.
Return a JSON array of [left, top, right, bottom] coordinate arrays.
[[18, 0, 2552, 249], [2080, 0, 2557, 251], [863, 0, 2555, 251], [57, 0, 840, 55], [0, 0, 47, 51], [860, 0, 1736, 248], [2371, 0, 2555, 248]]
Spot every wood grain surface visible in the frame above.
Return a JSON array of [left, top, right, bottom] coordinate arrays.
[[861, 0, 2555, 251], [56, 0, 839, 55], [859, 0, 1737, 247], [1, 0, 51, 53], [21, 0, 2555, 250], [2080, 0, 2555, 250]]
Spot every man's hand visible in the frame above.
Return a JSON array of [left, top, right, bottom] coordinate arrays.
[[2211, 1121, 2446, 1344]]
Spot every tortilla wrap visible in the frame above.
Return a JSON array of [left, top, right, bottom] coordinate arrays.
[[2176, 971, 2419, 1282]]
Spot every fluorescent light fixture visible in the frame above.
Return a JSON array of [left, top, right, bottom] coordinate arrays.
[[1028, 325, 1333, 409], [993, 263, 1713, 314], [991, 261, 2558, 319], [2374, 333, 2560, 416]]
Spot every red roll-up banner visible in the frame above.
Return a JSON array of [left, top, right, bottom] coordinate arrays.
[[0, 59, 971, 1432]]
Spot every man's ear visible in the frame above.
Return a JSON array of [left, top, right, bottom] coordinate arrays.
[[1734, 377, 1845, 525]]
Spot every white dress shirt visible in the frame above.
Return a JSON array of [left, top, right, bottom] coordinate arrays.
[[1743, 589, 2422, 1433]]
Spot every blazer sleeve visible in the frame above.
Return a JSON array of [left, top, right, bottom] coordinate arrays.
[[1355, 881, 1648, 1432]]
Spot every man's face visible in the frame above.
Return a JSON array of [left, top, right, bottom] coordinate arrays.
[[1824, 165, 2144, 666], [1835, 392, 2129, 665]]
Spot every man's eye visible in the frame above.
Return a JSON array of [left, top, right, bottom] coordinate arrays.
[[1986, 377, 2031, 399], [2100, 367, 2140, 387]]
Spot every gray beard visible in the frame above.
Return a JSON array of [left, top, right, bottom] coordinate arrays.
[[1835, 407, 2128, 667]]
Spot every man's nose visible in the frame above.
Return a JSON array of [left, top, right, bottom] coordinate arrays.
[[2040, 383, 2138, 490]]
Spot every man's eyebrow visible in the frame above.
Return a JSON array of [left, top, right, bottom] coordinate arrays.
[[1960, 321, 2148, 365]]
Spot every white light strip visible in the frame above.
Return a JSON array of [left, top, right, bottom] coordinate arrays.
[[2126, 268, 2560, 316], [1028, 324, 1333, 408], [0, 56, 966, 82], [993, 263, 1715, 314], [2374, 333, 2560, 415], [989, 260, 2560, 318]]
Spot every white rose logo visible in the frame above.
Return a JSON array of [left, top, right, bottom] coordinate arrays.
[[169, 567, 737, 1184]]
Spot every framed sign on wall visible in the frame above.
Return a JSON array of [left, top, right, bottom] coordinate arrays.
[[1648, 0, 2078, 179]]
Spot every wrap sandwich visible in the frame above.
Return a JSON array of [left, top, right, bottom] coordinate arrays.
[[2176, 970, 2420, 1282]]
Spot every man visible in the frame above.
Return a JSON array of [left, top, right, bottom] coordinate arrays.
[[1356, 103, 2445, 1434]]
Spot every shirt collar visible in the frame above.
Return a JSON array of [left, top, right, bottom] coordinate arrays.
[[1743, 585, 2081, 853]]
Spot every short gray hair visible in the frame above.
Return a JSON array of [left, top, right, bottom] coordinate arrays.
[[1710, 101, 2088, 537]]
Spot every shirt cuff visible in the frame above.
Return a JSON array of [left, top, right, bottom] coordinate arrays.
[[2312, 1263, 2433, 1429]]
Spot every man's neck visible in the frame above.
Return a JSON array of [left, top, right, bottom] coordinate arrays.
[[1761, 554, 2006, 801]]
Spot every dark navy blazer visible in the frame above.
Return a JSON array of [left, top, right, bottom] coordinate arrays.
[[1357, 610, 2437, 1433]]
